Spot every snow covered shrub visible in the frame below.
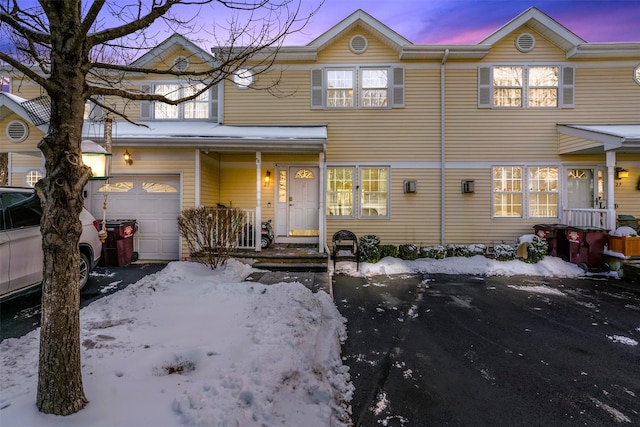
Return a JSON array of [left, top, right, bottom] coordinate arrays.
[[398, 244, 419, 260], [446, 244, 470, 258], [494, 244, 516, 261], [467, 244, 486, 256], [359, 235, 381, 263], [380, 244, 398, 259], [420, 245, 446, 259], [518, 235, 548, 264]]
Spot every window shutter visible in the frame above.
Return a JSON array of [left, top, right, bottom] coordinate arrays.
[[478, 67, 492, 108], [310, 69, 323, 109], [140, 84, 152, 120], [210, 84, 219, 122], [392, 67, 404, 108], [561, 66, 575, 108]]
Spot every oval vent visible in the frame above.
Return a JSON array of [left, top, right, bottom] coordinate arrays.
[[515, 33, 535, 52], [349, 35, 368, 54], [172, 56, 190, 72], [6, 120, 28, 142]]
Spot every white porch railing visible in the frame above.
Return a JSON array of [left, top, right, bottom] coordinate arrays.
[[235, 209, 258, 249], [561, 208, 612, 229]]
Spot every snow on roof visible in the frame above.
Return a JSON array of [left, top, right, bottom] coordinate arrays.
[[82, 121, 328, 152]]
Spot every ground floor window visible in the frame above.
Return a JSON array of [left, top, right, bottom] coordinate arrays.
[[327, 166, 390, 219], [492, 166, 558, 218]]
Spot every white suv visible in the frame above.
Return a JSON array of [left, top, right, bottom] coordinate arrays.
[[0, 186, 102, 301]]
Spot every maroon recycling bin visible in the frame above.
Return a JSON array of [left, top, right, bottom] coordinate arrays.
[[565, 226, 609, 271], [533, 224, 570, 261], [101, 220, 137, 267]]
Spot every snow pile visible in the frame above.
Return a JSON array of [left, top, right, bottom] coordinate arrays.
[[337, 254, 586, 278], [0, 261, 353, 427], [610, 226, 638, 237]]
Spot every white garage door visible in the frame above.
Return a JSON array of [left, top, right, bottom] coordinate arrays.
[[89, 175, 181, 261]]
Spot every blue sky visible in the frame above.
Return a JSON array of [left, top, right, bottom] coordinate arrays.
[[291, 0, 640, 44]]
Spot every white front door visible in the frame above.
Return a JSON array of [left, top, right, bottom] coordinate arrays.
[[567, 168, 605, 209], [288, 166, 319, 236]]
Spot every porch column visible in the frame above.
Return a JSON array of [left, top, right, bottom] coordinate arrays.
[[319, 151, 326, 253], [606, 150, 616, 231], [256, 152, 262, 252]]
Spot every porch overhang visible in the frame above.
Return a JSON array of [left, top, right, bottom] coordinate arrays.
[[557, 124, 640, 154], [82, 122, 328, 153]]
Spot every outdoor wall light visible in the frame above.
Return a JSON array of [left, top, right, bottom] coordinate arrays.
[[616, 168, 629, 179], [264, 170, 271, 186], [123, 150, 133, 165]]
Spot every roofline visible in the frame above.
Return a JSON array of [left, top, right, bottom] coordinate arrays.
[[131, 33, 218, 68], [307, 9, 412, 51], [567, 43, 640, 58], [0, 92, 49, 131], [481, 7, 585, 47]]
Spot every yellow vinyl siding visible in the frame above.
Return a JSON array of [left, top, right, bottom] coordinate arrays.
[[614, 167, 639, 218], [326, 168, 442, 247], [0, 114, 43, 152], [199, 152, 220, 206], [317, 28, 401, 63]]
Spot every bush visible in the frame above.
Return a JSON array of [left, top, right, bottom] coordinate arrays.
[[467, 244, 486, 256], [518, 235, 548, 264], [494, 244, 516, 261], [446, 244, 470, 258], [398, 244, 419, 260], [379, 244, 398, 259], [420, 245, 446, 259], [177, 206, 245, 269], [359, 235, 381, 263]]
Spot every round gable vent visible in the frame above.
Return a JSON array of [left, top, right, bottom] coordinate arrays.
[[349, 35, 368, 54], [515, 33, 536, 52], [6, 119, 28, 142], [172, 56, 190, 72]]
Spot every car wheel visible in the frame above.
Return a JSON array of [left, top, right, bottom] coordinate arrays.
[[79, 252, 90, 290]]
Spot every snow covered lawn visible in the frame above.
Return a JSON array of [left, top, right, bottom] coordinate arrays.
[[0, 261, 353, 427]]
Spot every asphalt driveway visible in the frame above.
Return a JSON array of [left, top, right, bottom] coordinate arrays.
[[334, 273, 640, 426]]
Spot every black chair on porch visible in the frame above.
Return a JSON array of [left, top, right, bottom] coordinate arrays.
[[331, 230, 360, 271]]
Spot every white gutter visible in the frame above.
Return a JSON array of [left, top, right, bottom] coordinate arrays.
[[440, 49, 449, 246]]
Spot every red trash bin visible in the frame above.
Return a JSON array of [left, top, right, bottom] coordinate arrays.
[[565, 226, 609, 271], [533, 224, 570, 261], [100, 220, 137, 267]]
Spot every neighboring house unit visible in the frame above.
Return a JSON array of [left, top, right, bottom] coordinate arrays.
[[1, 7, 639, 261]]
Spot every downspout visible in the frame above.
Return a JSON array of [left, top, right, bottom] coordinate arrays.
[[440, 49, 449, 246]]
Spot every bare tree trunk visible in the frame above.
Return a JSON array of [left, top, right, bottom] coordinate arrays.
[[34, 1, 92, 414]]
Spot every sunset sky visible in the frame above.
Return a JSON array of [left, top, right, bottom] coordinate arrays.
[[1, 0, 639, 55], [290, 0, 640, 44]]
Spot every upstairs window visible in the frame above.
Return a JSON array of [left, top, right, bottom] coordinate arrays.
[[140, 82, 219, 121], [311, 67, 404, 109], [479, 65, 573, 108], [1, 75, 9, 92]]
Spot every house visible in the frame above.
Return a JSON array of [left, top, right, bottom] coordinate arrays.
[[1, 7, 639, 262]]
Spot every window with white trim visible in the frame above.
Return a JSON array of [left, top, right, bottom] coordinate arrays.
[[327, 166, 390, 218], [25, 169, 43, 187], [479, 65, 573, 108], [140, 82, 219, 121], [311, 67, 404, 109], [492, 166, 558, 218], [635, 64, 640, 86]]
